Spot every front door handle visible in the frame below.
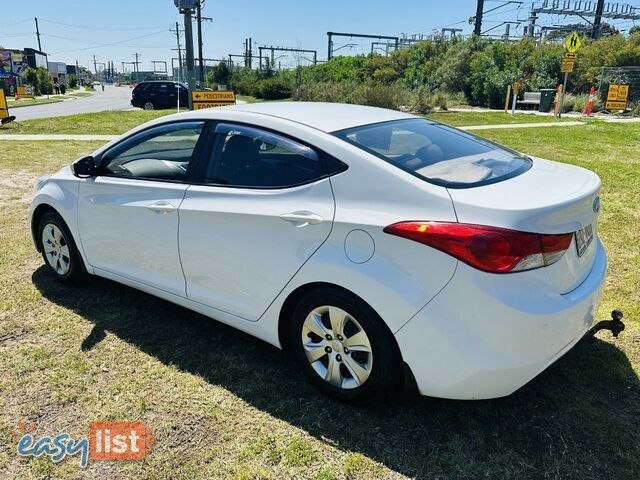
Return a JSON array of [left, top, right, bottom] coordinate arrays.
[[279, 211, 324, 228], [146, 201, 176, 214]]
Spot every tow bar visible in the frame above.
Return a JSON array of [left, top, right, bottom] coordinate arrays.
[[584, 309, 625, 342]]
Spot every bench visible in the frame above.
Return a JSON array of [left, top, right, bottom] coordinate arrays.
[[517, 91, 541, 107]]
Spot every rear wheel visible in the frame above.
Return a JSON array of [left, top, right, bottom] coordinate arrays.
[[290, 287, 400, 404], [143, 101, 155, 110], [38, 212, 84, 282]]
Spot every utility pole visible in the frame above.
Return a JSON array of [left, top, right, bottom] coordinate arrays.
[[180, 5, 197, 109], [92, 55, 98, 76], [132, 53, 140, 72], [171, 22, 184, 82], [593, 0, 606, 39], [34, 18, 43, 51], [474, 0, 485, 36], [196, 0, 204, 81], [249, 37, 253, 69], [195, 1, 212, 82]]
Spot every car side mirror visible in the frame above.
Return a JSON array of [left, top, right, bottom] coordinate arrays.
[[71, 156, 97, 178]]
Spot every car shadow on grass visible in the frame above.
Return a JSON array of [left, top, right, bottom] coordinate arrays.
[[32, 267, 640, 479]]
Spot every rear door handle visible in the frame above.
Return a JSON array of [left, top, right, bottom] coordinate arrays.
[[146, 201, 176, 214], [279, 211, 324, 227]]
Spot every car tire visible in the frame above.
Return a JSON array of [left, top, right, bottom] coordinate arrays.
[[289, 287, 401, 404], [38, 211, 84, 282], [143, 101, 155, 110]]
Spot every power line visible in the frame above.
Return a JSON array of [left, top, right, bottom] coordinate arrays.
[[48, 29, 167, 55], [38, 18, 170, 32]]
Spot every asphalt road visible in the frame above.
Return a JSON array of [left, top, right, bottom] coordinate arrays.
[[10, 85, 134, 121]]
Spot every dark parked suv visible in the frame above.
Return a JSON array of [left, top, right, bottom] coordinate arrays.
[[131, 81, 189, 110]]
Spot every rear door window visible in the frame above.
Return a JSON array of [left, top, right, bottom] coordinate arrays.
[[134, 83, 151, 93], [334, 118, 532, 188], [204, 123, 331, 188]]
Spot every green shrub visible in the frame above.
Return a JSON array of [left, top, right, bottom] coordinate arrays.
[[561, 93, 577, 113], [431, 90, 449, 110], [255, 77, 292, 100], [411, 87, 434, 114], [358, 83, 409, 109]]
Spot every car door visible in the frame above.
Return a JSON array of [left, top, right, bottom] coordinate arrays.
[[179, 122, 336, 321], [77, 121, 207, 296]]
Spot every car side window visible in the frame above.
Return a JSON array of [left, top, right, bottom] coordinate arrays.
[[102, 122, 204, 181], [206, 123, 327, 188]]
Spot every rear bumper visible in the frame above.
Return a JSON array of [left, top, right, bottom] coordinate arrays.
[[395, 238, 607, 400]]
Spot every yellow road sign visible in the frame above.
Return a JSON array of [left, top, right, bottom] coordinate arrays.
[[512, 81, 520, 96], [561, 57, 576, 73], [193, 102, 235, 110], [605, 84, 630, 110], [0, 89, 9, 119], [192, 90, 235, 103], [565, 32, 582, 53], [16, 86, 34, 99]]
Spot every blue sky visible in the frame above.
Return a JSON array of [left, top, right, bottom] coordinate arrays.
[[2, 1, 638, 73]]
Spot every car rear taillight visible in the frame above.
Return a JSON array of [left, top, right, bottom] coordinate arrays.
[[383, 222, 574, 273]]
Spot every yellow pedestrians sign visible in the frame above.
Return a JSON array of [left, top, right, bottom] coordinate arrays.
[[192, 90, 235, 103], [561, 56, 576, 73], [605, 84, 630, 110], [565, 32, 582, 53]]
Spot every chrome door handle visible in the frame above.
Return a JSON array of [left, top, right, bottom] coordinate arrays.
[[279, 211, 324, 227], [146, 201, 176, 214]]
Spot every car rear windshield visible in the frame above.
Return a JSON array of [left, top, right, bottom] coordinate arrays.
[[334, 118, 532, 188]]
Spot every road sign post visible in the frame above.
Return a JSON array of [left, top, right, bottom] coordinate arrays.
[[511, 81, 519, 115], [504, 84, 511, 113], [558, 32, 582, 118]]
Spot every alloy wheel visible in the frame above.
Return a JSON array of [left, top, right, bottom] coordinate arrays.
[[301, 305, 373, 389], [42, 223, 71, 276]]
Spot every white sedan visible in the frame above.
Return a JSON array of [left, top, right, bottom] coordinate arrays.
[[30, 102, 608, 403]]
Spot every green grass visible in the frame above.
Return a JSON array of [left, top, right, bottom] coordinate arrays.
[[65, 92, 93, 98], [236, 95, 260, 104], [236, 95, 291, 104], [6, 97, 63, 107], [0, 121, 639, 479], [426, 110, 581, 127], [0, 110, 176, 135]]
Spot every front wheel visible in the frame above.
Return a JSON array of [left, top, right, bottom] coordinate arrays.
[[38, 212, 84, 282], [143, 101, 155, 110], [289, 287, 401, 404]]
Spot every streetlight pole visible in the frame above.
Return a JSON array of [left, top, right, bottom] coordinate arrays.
[[183, 10, 196, 109], [174, 0, 199, 109]]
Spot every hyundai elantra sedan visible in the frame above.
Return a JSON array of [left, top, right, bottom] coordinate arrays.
[[30, 102, 607, 403]]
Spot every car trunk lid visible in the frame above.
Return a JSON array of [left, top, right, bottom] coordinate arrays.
[[447, 157, 601, 293]]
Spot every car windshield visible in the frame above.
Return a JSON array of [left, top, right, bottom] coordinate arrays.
[[334, 118, 532, 188]]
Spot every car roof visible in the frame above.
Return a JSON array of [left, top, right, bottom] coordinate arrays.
[[180, 102, 416, 133]]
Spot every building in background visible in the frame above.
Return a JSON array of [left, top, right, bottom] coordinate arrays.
[[47, 61, 68, 85], [1, 47, 51, 95], [0, 49, 29, 95], [24, 48, 48, 69]]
